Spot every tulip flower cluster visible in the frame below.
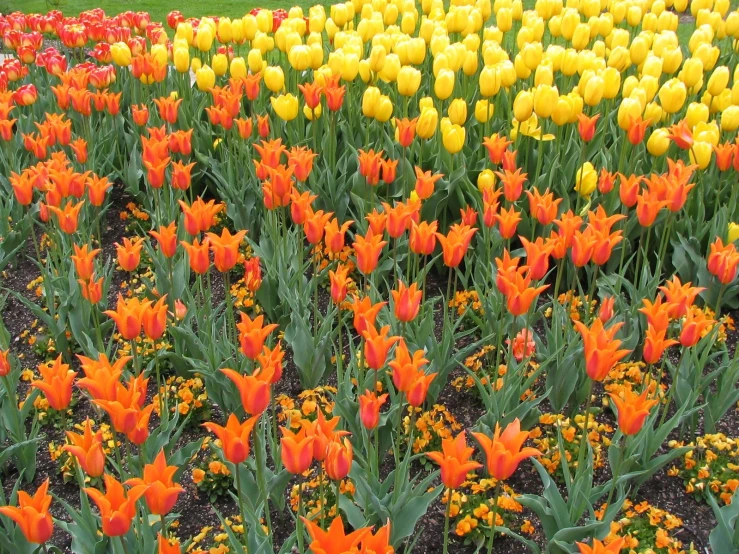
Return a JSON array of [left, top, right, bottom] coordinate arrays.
[[1, 1, 739, 553]]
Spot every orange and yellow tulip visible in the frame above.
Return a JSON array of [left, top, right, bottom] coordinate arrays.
[[0, 479, 53, 544], [426, 431, 482, 490], [63, 419, 106, 478], [125, 450, 184, 516], [609, 389, 658, 436], [202, 413, 260, 465], [31, 355, 76, 411], [85, 474, 147, 537], [472, 418, 541, 481]]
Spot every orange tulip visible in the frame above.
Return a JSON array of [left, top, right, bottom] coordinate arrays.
[[149, 222, 178, 258], [0, 118, 16, 142], [348, 296, 386, 336], [354, 232, 388, 275], [324, 438, 353, 481], [288, 146, 318, 182], [391, 281, 422, 322], [237, 312, 279, 360], [576, 538, 625, 554], [281, 427, 315, 474], [526, 188, 561, 226], [366, 209, 388, 236], [302, 515, 371, 554], [358, 149, 383, 186], [302, 411, 348, 462], [609, 389, 658, 436], [144, 156, 170, 189], [618, 174, 642, 208], [324, 218, 353, 253], [9, 171, 33, 205], [577, 113, 599, 142], [520, 237, 551, 281], [221, 368, 271, 415], [254, 138, 286, 169], [426, 431, 482, 490], [180, 238, 211, 274], [642, 324, 678, 365], [48, 199, 84, 234], [298, 81, 323, 110], [495, 168, 527, 202], [0, 479, 53, 544], [244, 257, 263, 292], [627, 115, 650, 145], [76, 353, 129, 403], [178, 197, 224, 236], [362, 325, 401, 370], [324, 81, 347, 111], [125, 450, 184, 516], [0, 349, 9, 377], [396, 117, 418, 148], [383, 201, 414, 239], [290, 190, 317, 225], [405, 370, 437, 407], [590, 228, 622, 266], [116, 237, 144, 272], [79, 274, 104, 304], [495, 251, 525, 296], [483, 133, 512, 165], [31, 355, 76, 411], [206, 229, 246, 272], [436, 224, 477, 268], [635, 190, 668, 227], [598, 296, 615, 323], [85, 474, 148, 537], [158, 535, 184, 554], [203, 413, 260, 464], [103, 294, 148, 341], [171, 161, 195, 191], [132, 104, 149, 126], [667, 120, 693, 150], [381, 159, 398, 184], [500, 272, 548, 316], [329, 263, 352, 304], [638, 295, 671, 333], [573, 319, 631, 381], [94, 378, 149, 436], [680, 309, 714, 347], [409, 220, 438, 255], [389, 341, 429, 392], [304, 209, 334, 245], [715, 143, 734, 171], [70, 137, 88, 164], [359, 390, 388, 430], [86, 174, 110, 206], [570, 229, 596, 267], [708, 237, 739, 285], [235, 117, 253, 140], [659, 276, 704, 319], [153, 96, 182, 124], [72, 243, 101, 281], [63, 419, 106, 478], [494, 206, 522, 239], [554, 210, 583, 248], [142, 296, 168, 340], [472, 418, 541, 481], [256, 114, 270, 137], [598, 169, 616, 194]]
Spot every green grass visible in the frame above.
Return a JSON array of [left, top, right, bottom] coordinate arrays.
[[3, 0, 318, 25]]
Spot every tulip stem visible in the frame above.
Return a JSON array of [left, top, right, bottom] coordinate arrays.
[[254, 422, 273, 545], [224, 272, 235, 345], [576, 379, 594, 476], [118, 536, 131, 554], [318, 464, 325, 529], [160, 514, 167, 537], [443, 488, 453, 554], [130, 338, 140, 376], [297, 480, 305, 554], [337, 306, 344, 389], [235, 463, 248, 549], [715, 283, 726, 319], [604, 434, 624, 516], [486, 480, 502, 554], [586, 265, 600, 323]]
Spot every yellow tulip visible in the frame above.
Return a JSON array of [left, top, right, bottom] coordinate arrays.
[[229, 57, 247, 79], [533, 84, 558, 118], [264, 66, 285, 93], [196, 25, 214, 52], [513, 89, 534, 121], [271, 94, 299, 121], [689, 140, 712, 169], [111, 42, 132, 66], [195, 64, 216, 91], [442, 123, 465, 154], [475, 99, 494, 123], [434, 69, 455, 100], [375, 95, 393, 122], [574, 162, 597, 198], [728, 222, 739, 243], [417, 107, 438, 139], [707, 66, 730, 96], [647, 128, 670, 156], [217, 18, 233, 43], [551, 96, 573, 126], [583, 75, 604, 106], [658, 78, 687, 113], [362, 87, 381, 118], [479, 65, 501, 97], [212, 53, 228, 77], [686, 102, 709, 129], [448, 99, 467, 125], [477, 169, 496, 191], [721, 105, 739, 132]]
